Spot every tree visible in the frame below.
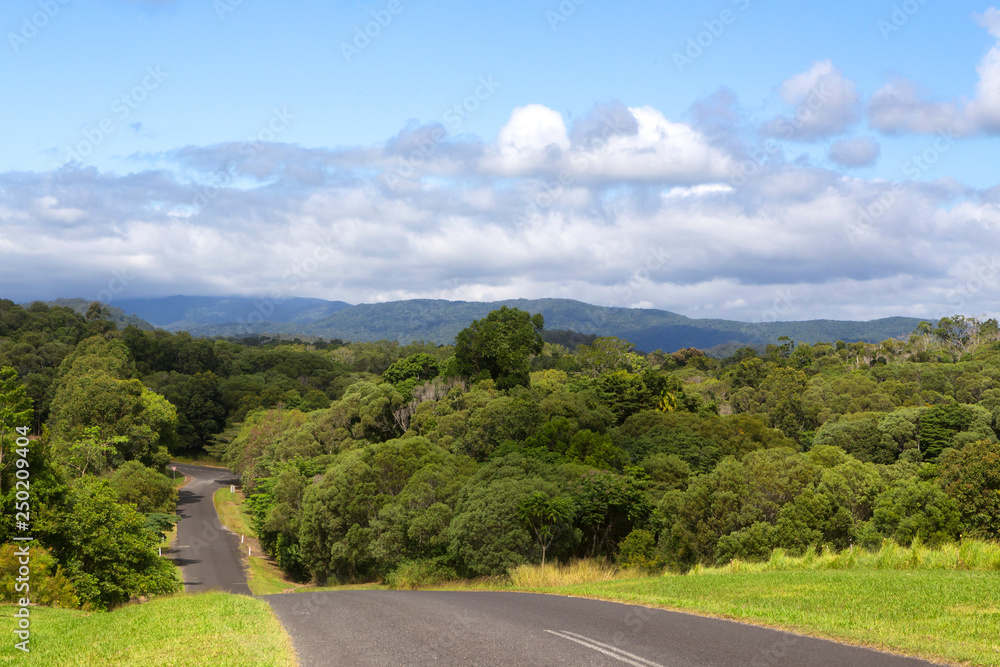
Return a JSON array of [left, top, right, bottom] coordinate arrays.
[[519, 492, 574, 567], [569, 468, 652, 558], [868, 479, 960, 547], [0, 367, 33, 495], [937, 439, 1000, 539], [50, 481, 179, 609], [575, 337, 646, 377], [85, 302, 105, 322], [50, 372, 178, 470], [109, 460, 179, 514], [454, 307, 544, 391]]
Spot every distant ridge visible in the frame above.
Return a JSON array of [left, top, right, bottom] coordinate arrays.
[[37, 298, 157, 331], [97, 296, 928, 354], [111, 296, 352, 330]]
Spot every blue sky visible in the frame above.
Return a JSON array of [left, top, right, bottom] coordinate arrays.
[[2, 0, 999, 324]]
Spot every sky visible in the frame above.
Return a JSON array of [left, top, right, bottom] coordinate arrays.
[[2, 0, 999, 324]]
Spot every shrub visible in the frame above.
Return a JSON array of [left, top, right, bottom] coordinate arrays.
[[0, 543, 80, 608], [615, 529, 661, 570], [383, 558, 458, 589]]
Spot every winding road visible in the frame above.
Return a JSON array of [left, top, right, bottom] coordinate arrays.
[[174, 463, 943, 666], [170, 463, 252, 595]]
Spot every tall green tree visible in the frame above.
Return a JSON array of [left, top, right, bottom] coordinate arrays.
[[454, 307, 544, 391], [519, 491, 574, 567]]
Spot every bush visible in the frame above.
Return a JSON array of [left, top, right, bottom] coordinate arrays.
[[383, 558, 457, 589], [615, 529, 661, 570], [0, 543, 80, 608], [50, 481, 180, 609]]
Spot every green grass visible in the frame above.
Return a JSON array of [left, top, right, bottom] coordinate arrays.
[[0, 592, 296, 666], [213, 487, 253, 538], [213, 487, 306, 596], [693, 539, 1000, 574], [541, 570, 999, 666]]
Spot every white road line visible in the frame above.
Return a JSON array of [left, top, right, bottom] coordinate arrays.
[[544, 630, 665, 667]]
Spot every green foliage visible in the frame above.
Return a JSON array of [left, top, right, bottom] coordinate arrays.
[[447, 454, 566, 577], [50, 370, 178, 470], [937, 439, 1000, 539], [868, 479, 961, 547], [48, 481, 180, 609], [575, 337, 648, 377], [0, 366, 34, 494], [108, 460, 178, 514], [455, 306, 544, 390], [382, 353, 440, 400], [615, 528, 661, 570], [569, 468, 652, 558], [298, 437, 475, 582], [0, 543, 79, 608], [383, 557, 458, 589], [519, 491, 574, 566], [919, 403, 977, 461]]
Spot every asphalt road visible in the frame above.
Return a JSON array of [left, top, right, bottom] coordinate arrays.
[[262, 590, 943, 667], [170, 463, 252, 595]]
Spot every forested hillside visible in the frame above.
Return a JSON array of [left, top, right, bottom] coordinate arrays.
[[1, 299, 998, 605], [107, 295, 924, 353]]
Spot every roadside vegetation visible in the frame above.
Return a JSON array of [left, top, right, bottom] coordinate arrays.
[[0, 592, 296, 666]]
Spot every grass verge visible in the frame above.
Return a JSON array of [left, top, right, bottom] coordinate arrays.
[[540, 569, 998, 666], [213, 487, 309, 596], [0, 592, 296, 666]]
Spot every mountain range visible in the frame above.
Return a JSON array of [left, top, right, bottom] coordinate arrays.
[[44, 295, 930, 355]]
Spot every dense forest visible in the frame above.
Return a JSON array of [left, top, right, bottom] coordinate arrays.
[[1, 299, 998, 608]]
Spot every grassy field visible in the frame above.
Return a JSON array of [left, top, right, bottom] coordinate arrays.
[[536, 569, 999, 666], [0, 592, 296, 666]]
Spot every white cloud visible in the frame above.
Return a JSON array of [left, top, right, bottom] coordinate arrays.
[[482, 104, 732, 183], [828, 136, 881, 168], [869, 9, 1000, 136], [761, 60, 861, 140]]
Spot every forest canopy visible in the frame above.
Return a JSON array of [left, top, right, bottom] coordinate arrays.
[[2, 299, 999, 600]]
